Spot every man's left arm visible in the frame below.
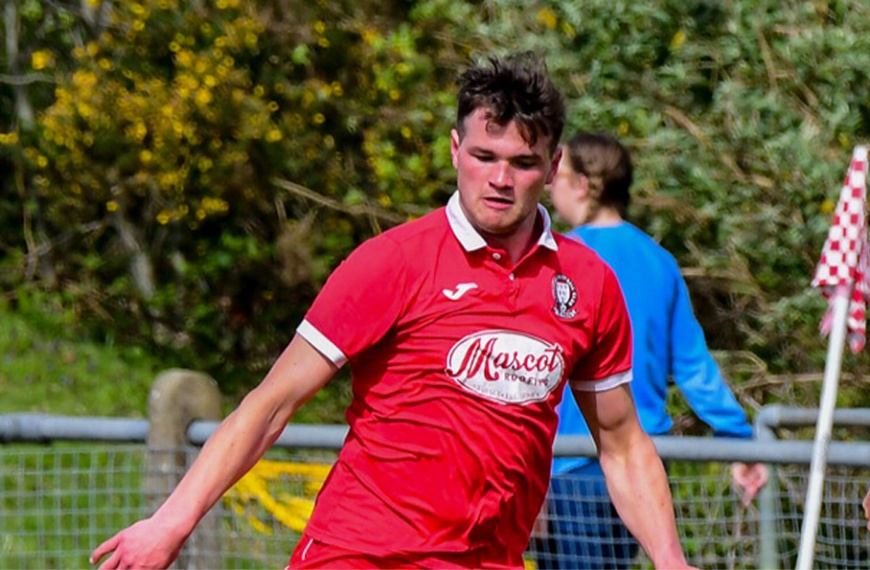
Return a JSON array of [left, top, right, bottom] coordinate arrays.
[[572, 383, 695, 570]]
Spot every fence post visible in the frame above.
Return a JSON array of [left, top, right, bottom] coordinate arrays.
[[755, 406, 781, 570], [147, 369, 223, 570]]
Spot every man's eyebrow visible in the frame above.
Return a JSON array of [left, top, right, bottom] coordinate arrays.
[[514, 153, 544, 161], [466, 145, 494, 154], [467, 145, 543, 161], [509, 152, 545, 164]]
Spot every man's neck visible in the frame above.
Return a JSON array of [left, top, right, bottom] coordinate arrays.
[[484, 212, 542, 264]]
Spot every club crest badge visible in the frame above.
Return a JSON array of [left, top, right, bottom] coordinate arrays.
[[552, 274, 578, 319]]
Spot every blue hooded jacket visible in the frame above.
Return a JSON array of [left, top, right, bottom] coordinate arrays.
[[554, 222, 753, 475]]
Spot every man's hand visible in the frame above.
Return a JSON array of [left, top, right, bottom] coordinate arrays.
[[730, 462, 769, 506], [90, 517, 187, 570]]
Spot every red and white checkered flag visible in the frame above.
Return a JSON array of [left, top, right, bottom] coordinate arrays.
[[812, 145, 870, 353]]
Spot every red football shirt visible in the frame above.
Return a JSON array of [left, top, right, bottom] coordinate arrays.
[[296, 192, 632, 567]]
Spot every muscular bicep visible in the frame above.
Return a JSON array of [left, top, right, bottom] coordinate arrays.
[[570, 384, 643, 454]]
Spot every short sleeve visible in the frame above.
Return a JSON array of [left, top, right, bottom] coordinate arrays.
[[298, 234, 408, 366], [569, 265, 633, 391]]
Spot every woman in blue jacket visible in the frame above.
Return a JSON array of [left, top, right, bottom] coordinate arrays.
[[539, 132, 768, 569]]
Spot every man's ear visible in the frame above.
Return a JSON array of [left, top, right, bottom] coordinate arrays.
[[545, 147, 563, 185]]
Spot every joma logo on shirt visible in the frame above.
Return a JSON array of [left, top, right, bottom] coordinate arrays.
[[445, 330, 564, 404]]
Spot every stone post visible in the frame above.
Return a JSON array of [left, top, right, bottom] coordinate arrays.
[[146, 369, 223, 569]]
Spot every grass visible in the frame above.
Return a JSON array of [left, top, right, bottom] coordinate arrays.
[[0, 294, 159, 567], [0, 295, 160, 418], [0, 290, 354, 422]]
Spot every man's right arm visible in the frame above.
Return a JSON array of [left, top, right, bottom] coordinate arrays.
[[90, 334, 338, 570]]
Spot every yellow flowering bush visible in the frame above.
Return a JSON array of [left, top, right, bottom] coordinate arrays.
[[13, 0, 463, 392], [34, 1, 273, 229]]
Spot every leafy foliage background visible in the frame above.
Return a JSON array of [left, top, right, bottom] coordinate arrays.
[[2, 0, 870, 414]]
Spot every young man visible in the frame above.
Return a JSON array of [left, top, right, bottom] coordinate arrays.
[[90, 54, 692, 570], [542, 131, 767, 569]]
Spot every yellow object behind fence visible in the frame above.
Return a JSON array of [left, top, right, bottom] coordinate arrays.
[[223, 459, 331, 534]]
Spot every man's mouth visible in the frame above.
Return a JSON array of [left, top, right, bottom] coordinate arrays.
[[484, 195, 514, 207]]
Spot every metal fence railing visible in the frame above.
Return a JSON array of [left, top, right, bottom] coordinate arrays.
[[3, 440, 870, 569], [2, 408, 870, 569]]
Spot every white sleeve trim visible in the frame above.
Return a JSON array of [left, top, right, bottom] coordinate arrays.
[[569, 369, 633, 392], [296, 320, 348, 368]]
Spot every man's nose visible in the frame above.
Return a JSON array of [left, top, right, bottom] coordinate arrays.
[[490, 162, 512, 188]]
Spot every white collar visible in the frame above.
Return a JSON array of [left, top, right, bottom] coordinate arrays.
[[445, 191, 559, 252]]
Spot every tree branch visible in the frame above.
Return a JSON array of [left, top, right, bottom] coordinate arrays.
[[0, 73, 54, 86], [272, 177, 429, 226]]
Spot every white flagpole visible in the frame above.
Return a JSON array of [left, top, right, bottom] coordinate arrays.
[[795, 284, 853, 570]]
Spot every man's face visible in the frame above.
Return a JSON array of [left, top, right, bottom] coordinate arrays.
[[451, 108, 560, 242]]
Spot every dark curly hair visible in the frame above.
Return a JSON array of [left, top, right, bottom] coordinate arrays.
[[455, 51, 565, 154]]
